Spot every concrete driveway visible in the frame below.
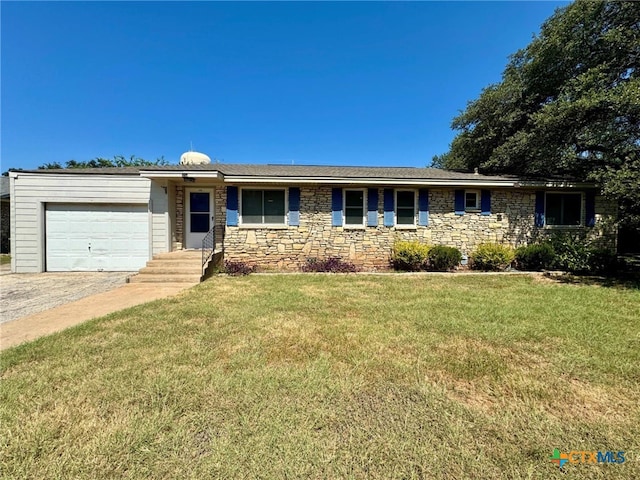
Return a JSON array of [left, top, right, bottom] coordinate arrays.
[[0, 273, 196, 351], [0, 272, 132, 324]]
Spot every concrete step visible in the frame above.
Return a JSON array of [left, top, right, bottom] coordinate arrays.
[[139, 265, 204, 274], [129, 273, 202, 283], [152, 250, 204, 260], [145, 259, 203, 268], [132, 249, 220, 284]]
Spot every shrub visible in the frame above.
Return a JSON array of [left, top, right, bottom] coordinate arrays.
[[427, 245, 462, 272], [548, 232, 591, 274], [547, 233, 621, 275], [586, 248, 621, 276], [302, 257, 358, 273], [391, 240, 431, 271], [223, 260, 257, 276], [470, 243, 515, 271], [515, 243, 556, 271]]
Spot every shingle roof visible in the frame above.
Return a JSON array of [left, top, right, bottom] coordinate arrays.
[[140, 163, 520, 182], [15, 163, 517, 181]]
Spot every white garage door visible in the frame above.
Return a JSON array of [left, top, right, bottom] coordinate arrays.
[[46, 204, 149, 272]]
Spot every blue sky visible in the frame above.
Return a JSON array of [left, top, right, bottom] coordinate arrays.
[[2, 1, 569, 171]]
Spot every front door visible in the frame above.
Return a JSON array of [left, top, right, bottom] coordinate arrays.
[[185, 188, 214, 249]]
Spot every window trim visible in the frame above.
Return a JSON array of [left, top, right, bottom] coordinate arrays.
[[343, 188, 367, 228], [239, 187, 288, 226], [544, 191, 584, 228], [394, 189, 417, 227], [464, 189, 481, 212]]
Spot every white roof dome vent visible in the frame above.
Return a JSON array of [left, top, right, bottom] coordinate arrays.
[[180, 151, 211, 165]]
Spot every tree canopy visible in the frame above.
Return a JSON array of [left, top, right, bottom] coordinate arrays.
[[38, 155, 169, 170], [434, 0, 639, 226]]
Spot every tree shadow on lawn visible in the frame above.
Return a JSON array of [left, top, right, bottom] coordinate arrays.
[[544, 272, 640, 290]]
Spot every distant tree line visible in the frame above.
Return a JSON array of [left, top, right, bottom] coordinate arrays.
[[38, 155, 169, 169]]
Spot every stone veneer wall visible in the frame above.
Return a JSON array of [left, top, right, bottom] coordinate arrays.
[[213, 187, 226, 250], [217, 185, 616, 270], [1, 200, 9, 253], [175, 185, 184, 247]]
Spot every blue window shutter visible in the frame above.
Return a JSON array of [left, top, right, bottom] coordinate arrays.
[[289, 187, 300, 226], [383, 189, 394, 227], [454, 189, 465, 215], [535, 191, 545, 227], [418, 189, 429, 226], [367, 188, 378, 227], [331, 188, 343, 226], [226, 186, 238, 226], [585, 191, 596, 227], [481, 189, 491, 216]]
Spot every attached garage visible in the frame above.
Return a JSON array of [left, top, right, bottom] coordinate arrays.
[[8, 170, 169, 273], [45, 204, 150, 271]]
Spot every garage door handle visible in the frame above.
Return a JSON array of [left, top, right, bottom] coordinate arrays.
[[88, 244, 91, 252]]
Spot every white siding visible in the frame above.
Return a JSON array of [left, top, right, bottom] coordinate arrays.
[[150, 182, 169, 255], [10, 173, 169, 273]]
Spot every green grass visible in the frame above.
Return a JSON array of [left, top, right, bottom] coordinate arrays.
[[0, 255, 10, 265], [1, 275, 639, 479]]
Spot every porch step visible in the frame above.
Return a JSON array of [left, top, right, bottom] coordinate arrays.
[[131, 250, 207, 284], [144, 259, 203, 268], [139, 265, 203, 275], [152, 250, 203, 260], [129, 273, 202, 283]]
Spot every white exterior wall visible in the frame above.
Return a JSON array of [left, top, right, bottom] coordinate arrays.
[[150, 181, 170, 256], [9, 173, 169, 273]]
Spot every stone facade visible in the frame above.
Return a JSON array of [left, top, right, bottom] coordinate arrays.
[[1, 199, 9, 253], [219, 185, 616, 271], [175, 185, 184, 248]]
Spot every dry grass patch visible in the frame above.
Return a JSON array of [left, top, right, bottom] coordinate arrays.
[[1, 274, 639, 479]]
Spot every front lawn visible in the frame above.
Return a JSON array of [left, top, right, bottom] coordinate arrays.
[[1, 275, 638, 479]]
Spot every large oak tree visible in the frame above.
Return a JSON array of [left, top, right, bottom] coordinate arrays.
[[434, 0, 639, 227]]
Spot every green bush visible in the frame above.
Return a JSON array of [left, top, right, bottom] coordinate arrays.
[[427, 245, 462, 272], [585, 248, 621, 276], [514, 243, 556, 271], [548, 232, 591, 273], [548, 232, 621, 275], [391, 241, 431, 271], [470, 243, 515, 271]]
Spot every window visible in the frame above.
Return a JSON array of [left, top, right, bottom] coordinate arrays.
[[465, 190, 480, 211], [344, 189, 365, 226], [241, 189, 286, 225], [396, 190, 416, 226], [189, 192, 211, 233], [546, 193, 582, 226]]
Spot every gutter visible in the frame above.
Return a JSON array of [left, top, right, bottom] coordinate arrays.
[[221, 175, 520, 187]]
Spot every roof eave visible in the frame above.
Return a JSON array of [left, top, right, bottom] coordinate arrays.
[[139, 170, 223, 180], [519, 180, 597, 189], [222, 175, 519, 187]]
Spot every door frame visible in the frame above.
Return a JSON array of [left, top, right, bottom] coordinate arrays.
[[185, 187, 215, 249]]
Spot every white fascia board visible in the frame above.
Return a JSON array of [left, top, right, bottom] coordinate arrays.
[[223, 175, 518, 187], [9, 172, 139, 179], [139, 171, 223, 180], [518, 180, 597, 189]]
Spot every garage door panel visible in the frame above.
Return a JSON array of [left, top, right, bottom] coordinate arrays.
[[46, 204, 149, 272]]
